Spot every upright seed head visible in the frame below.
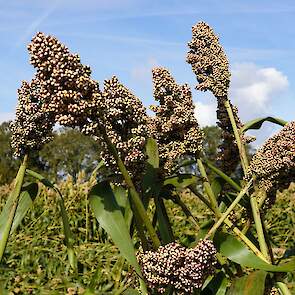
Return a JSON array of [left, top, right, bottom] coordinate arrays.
[[10, 80, 55, 157], [138, 239, 217, 294], [246, 121, 295, 204], [149, 67, 203, 174], [187, 22, 253, 175]]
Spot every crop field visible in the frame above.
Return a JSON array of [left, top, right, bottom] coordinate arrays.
[[0, 17, 294, 295]]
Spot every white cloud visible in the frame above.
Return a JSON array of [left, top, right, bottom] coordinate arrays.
[[194, 101, 217, 127], [0, 112, 14, 123], [230, 63, 288, 118]]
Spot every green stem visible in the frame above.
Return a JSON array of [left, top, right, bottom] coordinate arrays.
[[250, 194, 270, 262], [205, 179, 252, 239], [99, 125, 161, 249], [55, 187, 77, 270], [276, 282, 292, 295], [188, 187, 268, 262], [0, 154, 28, 262], [197, 159, 220, 216], [224, 99, 249, 173], [85, 193, 89, 242]]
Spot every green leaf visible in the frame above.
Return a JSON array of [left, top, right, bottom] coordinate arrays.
[[0, 182, 39, 234], [214, 232, 295, 272], [211, 177, 223, 198], [164, 174, 197, 189], [26, 169, 55, 188], [201, 272, 228, 295], [227, 270, 267, 295], [155, 197, 174, 244], [112, 185, 127, 213], [143, 138, 161, 199], [203, 160, 241, 192], [11, 183, 39, 232], [197, 219, 214, 241], [89, 182, 142, 275], [145, 138, 159, 168], [241, 117, 287, 133]]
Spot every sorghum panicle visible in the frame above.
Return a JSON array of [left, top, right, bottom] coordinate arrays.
[[27, 32, 102, 127], [187, 22, 252, 174], [83, 76, 149, 182], [10, 80, 54, 156], [138, 240, 217, 294], [149, 67, 203, 174], [28, 33, 148, 182], [247, 121, 295, 203]]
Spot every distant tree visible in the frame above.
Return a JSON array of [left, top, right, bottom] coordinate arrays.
[[0, 122, 20, 185], [202, 126, 222, 163], [40, 128, 101, 181]]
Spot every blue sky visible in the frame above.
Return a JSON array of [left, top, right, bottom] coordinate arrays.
[[0, 0, 294, 144]]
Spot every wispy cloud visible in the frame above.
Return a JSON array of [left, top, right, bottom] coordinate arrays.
[[59, 32, 182, 47], [15, 0, 60, 47]]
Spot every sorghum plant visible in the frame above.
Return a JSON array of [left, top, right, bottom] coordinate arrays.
[[0, 20, 294, 295]]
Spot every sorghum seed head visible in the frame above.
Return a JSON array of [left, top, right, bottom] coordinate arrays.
[[149, 67, 203, 175], [246, 121, 295, 203], [10, 80, 55, 157], [138, 240, 217, 294]]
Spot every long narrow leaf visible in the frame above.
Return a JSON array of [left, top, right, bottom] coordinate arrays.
[[0, 182, 38, 234], [203, 160, 241, 192], [214, 232, 295, 272], [227, 270, 267, 295], [241, 117, 287, 133], [89, 182, 142, 276]]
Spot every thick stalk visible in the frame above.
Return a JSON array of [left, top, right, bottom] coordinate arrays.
[[197, 159, 220, 216], [99, 125, 161, 249], [250, 194, 270, 262], [224, 99, 249, 173], [224, 98, 270, 262], [0, 154, 28, 262], [205, 179, 252, 239]]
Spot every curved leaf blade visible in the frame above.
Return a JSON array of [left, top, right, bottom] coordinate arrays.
[[214, 232, 295, 272], [89, 182, 141, 275], [11, 183, 39, 232], [145, 138, 159, 168], [0, 182, 39, 234], [164, 174, 197, 189], [241, 117, 287, 133], [227, 270, 267, 295]]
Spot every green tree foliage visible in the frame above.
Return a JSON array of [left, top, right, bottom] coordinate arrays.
[[0, 122, 20, 185], [0, 123, 101, 184], [40, 128, 101, 181]]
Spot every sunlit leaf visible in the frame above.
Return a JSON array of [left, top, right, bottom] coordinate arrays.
[[214, 232, 295, 272], [241, 117, 287, 133], [0, 182, 39, 234], [164, 174, 197, 189], [89, 182, 141, 275], [227, 270, 267, 295]]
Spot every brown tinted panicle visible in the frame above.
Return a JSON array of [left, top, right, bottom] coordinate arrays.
[[247, 121, 295, 201], [138, 240, 217, 294], [187, 22, 253, 174], [149, 67, 203, 174], [27, 32, 102, 128], [10, 80, 54, 157]]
